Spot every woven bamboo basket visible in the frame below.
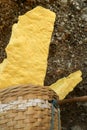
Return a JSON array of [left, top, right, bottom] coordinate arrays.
[[0, 84, 60, 130]]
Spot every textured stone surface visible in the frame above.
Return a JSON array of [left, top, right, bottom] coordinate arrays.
[[0, 6, 55, 89]]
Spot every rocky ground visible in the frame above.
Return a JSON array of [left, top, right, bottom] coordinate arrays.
[[0, 0, 87, 129]]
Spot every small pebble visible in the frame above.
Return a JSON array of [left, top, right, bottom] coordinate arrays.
[[61, 0, 67, 4]]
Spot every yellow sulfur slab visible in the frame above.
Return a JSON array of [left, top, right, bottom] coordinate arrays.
[[0, 6, 56, 89], [50, 70, 82, 100]]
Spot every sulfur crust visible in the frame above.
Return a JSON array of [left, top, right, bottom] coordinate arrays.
[[0, 6, 56, 89]]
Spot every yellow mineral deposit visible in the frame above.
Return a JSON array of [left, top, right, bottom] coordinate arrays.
[[0, 6, 82, 100], [0, 6, 56, 88], [50, 70, 82, 100]]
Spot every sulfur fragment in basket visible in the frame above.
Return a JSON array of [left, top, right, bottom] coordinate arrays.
[[0, 6, 56, 89], [0, 6, 82, 100], [50, 70, 82, 100]]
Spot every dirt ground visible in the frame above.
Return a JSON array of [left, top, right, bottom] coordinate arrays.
[[0, 0, 87, 130]]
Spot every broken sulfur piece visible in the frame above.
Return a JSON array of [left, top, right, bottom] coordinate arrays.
[[50, 70, 82, 100]]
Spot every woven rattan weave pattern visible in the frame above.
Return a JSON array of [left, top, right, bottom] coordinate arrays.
[[0, 84, 59, 130]]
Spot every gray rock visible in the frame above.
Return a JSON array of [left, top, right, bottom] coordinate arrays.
[[84, 38, 87, 42], [84, 61, 87, 65], [70, 0, 82, 10], [71, 125, 82, 130], [62, 127, 67, 130], [81, 7, 87, 21], [61, 0, 67, 4]]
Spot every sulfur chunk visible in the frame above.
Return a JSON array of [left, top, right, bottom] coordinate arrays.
[[50, 70, 82, 100], [0, 6, 56, 89]]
